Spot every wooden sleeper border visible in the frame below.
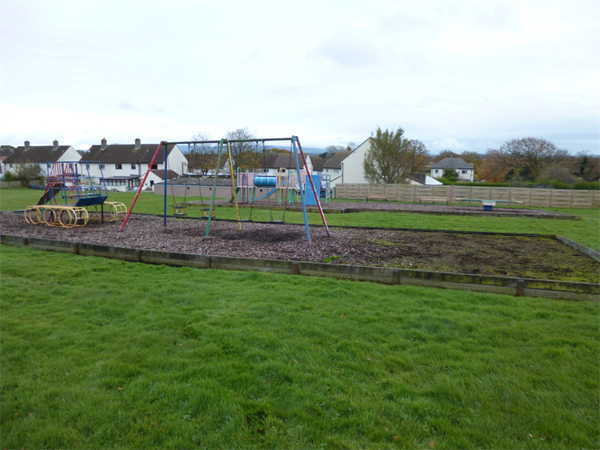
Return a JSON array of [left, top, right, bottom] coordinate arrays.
[[2, 234, 598, 302]]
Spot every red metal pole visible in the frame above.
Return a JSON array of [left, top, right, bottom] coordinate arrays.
[[120, 141, 164, 232], [295, 137, 330, 237]]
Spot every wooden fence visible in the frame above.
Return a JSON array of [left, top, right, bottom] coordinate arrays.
[[335, 184, 600, 209]]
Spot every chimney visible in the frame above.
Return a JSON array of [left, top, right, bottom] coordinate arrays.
[[135, 138, 141, 149], [24, 140, 30, 150], [53, 140, 59, 150], [101, 138, 107, 150]]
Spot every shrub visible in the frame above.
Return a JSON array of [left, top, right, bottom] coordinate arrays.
[[574, 181, 600, 190], [3, 171, 15, 182], [12, 163, 42, 186]]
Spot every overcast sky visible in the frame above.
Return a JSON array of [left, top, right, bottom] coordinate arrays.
[[1, 1, 598, 154]]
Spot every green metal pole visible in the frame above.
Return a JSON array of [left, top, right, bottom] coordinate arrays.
[[226, 141, 242, 231], [205, 140, 224, 238]]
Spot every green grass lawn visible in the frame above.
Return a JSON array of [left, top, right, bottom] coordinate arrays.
[[1, 188, 598, 251], [1, 246, 598, 449]]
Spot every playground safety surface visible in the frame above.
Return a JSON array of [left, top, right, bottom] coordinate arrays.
[[1, 212, 597, 283]]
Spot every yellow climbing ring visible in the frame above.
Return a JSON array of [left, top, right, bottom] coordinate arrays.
[[24, 205, 89, 228]]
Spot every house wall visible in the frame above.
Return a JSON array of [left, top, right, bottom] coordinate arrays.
[[83, 147, 188, 183], [431, 167, 474, 182], [334, 184, 600, 208], [338, 139, 371, 189]]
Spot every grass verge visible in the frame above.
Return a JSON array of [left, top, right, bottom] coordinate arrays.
[[1, 246, 599, 449]]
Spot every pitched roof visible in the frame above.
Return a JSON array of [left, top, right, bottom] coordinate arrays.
[[80, 143, 177, 164], [1, 145, 15, 156], [431, 158, 474, 170], [4, 145, 72, 164], [311, 158, 325, 172], [150, 169, 179, 180], [323, 152, 351, 169], [408, 173, 426, 184], [261, 153, 303, 170]]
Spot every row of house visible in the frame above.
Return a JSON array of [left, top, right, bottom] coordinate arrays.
[[2, 138, 475, 192]]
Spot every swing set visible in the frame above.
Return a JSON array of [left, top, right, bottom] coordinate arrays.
[[121, 136, 330, 246]]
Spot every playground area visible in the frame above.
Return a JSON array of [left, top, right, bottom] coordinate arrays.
[[1, 212, 597, 283]]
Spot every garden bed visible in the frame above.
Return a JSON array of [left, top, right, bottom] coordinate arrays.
[[1, 212, 597, 283]]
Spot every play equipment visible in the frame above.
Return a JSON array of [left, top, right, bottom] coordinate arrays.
[[121, 136, 330, 245], [24, 161, 127, 228], [455, 198, 523, 210]]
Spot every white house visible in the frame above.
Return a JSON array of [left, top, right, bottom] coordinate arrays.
[[80, 138, 188, 191], [431, 158, 474, 182], [2, 140, 81, 176], [325, 139, 372, 189], [322, 151, 354, 189]]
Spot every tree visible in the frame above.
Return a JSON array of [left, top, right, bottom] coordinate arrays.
[[410, 140, 430, 173], [492, 137, 568, 179], [443, 168, 458, 182], [363, 127, 429, 184], [539, 165, 578, 186], [573, 152, 600, 182], [432, 150, 459, 163], [479, 150, 510, 182], [11, 162, 43, 186], [320, 145, 345, 160], [225, 128, 257, 172], [190, 132, 218, 176]]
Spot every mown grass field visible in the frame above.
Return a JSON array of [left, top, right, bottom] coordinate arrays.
[[1, 188, 599, 251], [1, 246, 599, 449]]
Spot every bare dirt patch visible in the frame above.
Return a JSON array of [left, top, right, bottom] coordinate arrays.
[[1, 212, 597, 283]]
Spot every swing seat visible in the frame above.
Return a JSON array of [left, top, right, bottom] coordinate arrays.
[[238, 219, 253, 223], [173, 205, 187, 215], [270, 220, 285, 224]]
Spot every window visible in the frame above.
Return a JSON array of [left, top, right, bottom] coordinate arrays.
[[116, 164, 122, 170], [152, 164, 158, 170], [100, 164, 106, 169], [131, 164, 136, 169], [9, 164, 13, 168], [462, 170, 467, 174], [334, 169, 339, 174]]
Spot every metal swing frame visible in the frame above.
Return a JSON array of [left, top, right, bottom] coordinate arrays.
[[120, 136, 330, 246]]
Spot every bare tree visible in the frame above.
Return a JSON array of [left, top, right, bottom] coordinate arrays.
[[189, 132, 218, 176], [492, 137, 568, 179], [363, 127, 429, 184], [226, 128, 257, 172]]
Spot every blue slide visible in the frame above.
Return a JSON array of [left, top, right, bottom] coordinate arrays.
[[255, 187, 279, 201]]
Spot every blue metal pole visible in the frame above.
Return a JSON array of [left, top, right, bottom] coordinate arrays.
[[292, 137, 311, 245], [163, 142, 168, 226]]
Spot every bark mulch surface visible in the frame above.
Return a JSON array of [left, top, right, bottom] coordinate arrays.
[[2, 212, 597, 283]]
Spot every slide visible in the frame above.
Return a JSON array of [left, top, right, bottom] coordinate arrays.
[[254, 187, 279, 201], [36, 184, 62, 205]]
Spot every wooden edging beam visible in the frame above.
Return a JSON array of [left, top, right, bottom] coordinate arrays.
[[2, 234, 598, 302]]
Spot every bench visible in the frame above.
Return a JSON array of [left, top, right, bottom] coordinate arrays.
[[419, 196, 448, 204], [366, 195, 387, 203]]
